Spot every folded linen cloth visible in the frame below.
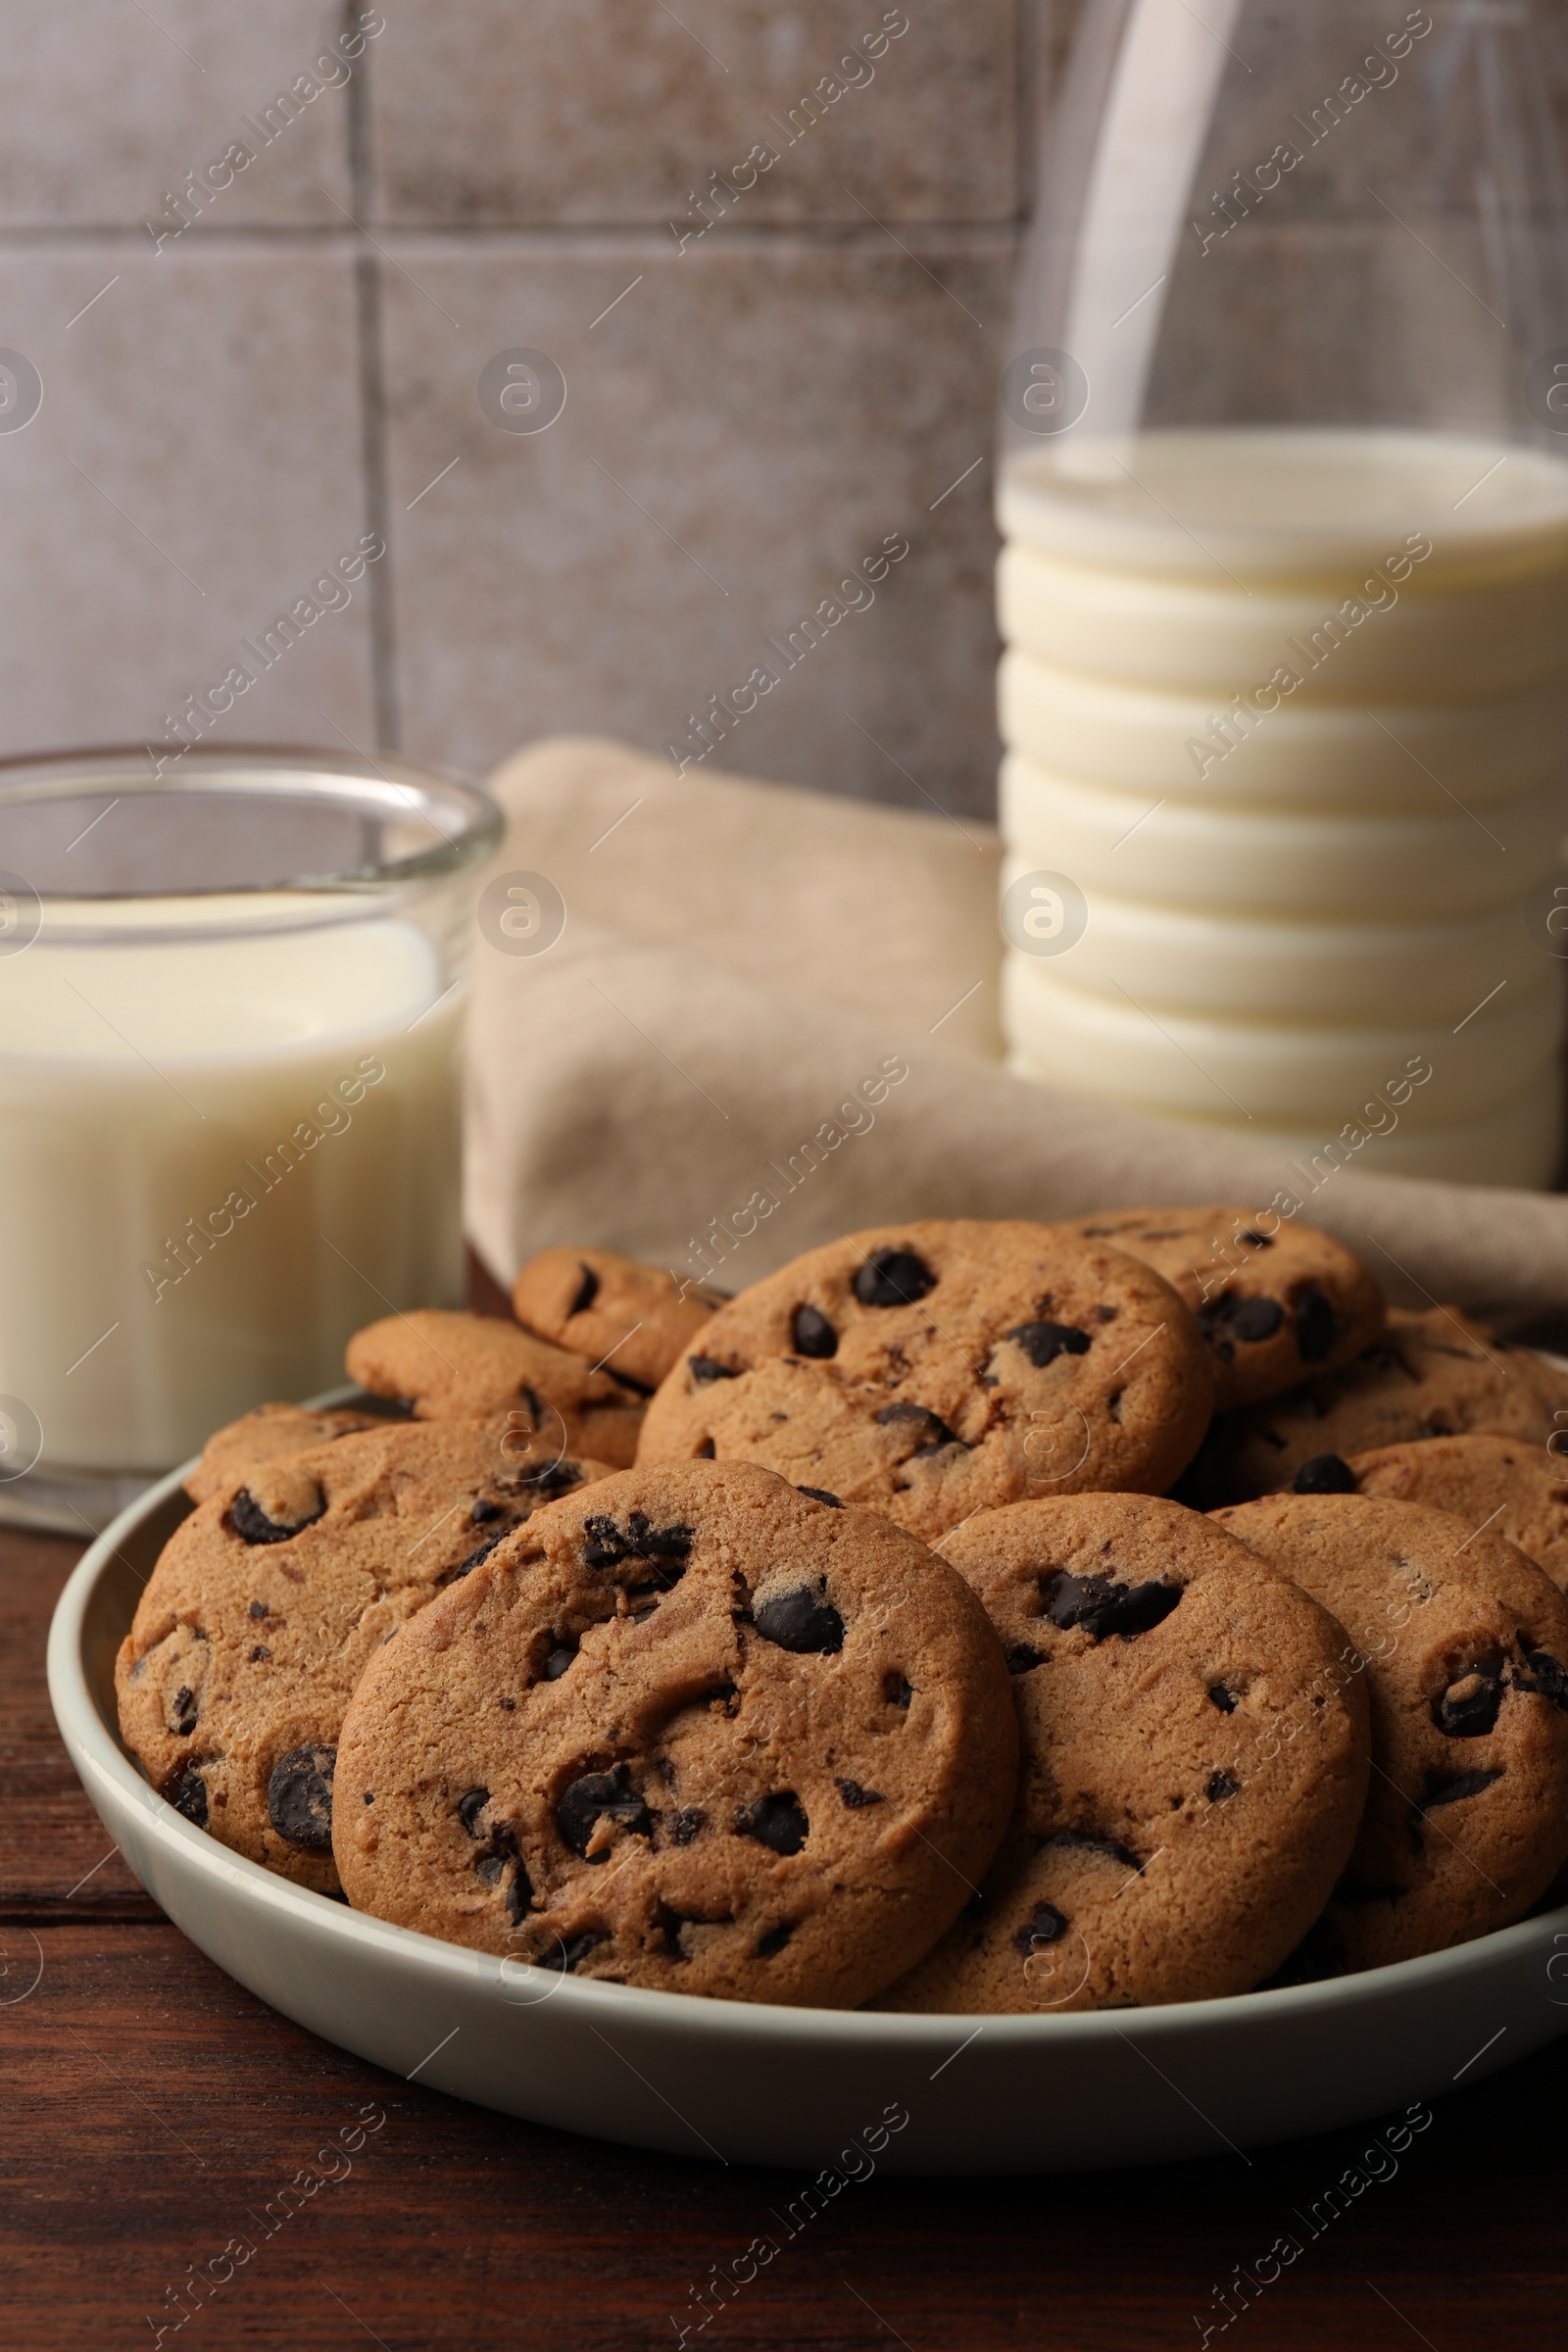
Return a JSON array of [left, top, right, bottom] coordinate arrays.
[[465, 739, 1568, 1331]]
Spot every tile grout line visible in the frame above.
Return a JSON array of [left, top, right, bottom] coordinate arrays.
[[1015, 0, 1042, 222], [0, 219, 1025, 252], [345, 0, 400, 753], [357, 249, 401, 753]]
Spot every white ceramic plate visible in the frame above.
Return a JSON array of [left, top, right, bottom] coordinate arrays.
[[48, 1454, 1568, 2175]]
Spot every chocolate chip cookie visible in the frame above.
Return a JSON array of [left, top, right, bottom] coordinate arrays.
[[1216, 1493, 1568, 1973], [333, 1460, 1019, 2006], [117, 1423, 610, 1893], [634, 1222, 1215, 1544], [1345, 1434, 1568, 1592], [184, 1400, 389, 1504], [1060, 1205, 1384, 1411], [346, 1308, 645, 1466], [878, 1495, 1368, 2014], [512, 1247, 726, 1393], [1186, 1308, 1568, 1507]]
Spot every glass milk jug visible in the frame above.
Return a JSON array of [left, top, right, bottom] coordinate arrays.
[[998, 0, 1568, 1188]]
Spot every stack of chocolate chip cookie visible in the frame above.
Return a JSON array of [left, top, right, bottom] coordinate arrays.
[[117, 1213, 1568, 2013]]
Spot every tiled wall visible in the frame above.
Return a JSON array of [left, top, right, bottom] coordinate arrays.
[[0, 1, 1051, 817]]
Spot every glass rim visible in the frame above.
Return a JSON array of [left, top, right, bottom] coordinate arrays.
[[0, 742, 505, 901]]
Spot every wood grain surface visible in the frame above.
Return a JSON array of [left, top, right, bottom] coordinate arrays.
[[5, 1265, 1566, 2348]]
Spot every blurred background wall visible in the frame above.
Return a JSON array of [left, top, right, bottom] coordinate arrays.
[[0, 1, 1068, 818]]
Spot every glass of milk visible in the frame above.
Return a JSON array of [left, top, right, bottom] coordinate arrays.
[[999, 0, 1568, 1187], [0, 750, 501, 1530]]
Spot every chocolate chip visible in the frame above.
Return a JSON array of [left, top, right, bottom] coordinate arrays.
[[529, 1458, 585, 1495], [736, 1792, 808, 1855], [569, 1262, 599, 1316], [1433, 1663, 1504, 1738], [1294, 1453, 1358, 1494], [671, 1808, 707, 1844], [1200, 1294, 1285, 1347], [1422, 1768, 1504, 1810], [754, 1920, 795, 1957], [1239, 1230, 1274, 1250], [655, 1904, 697, 1958], [470, 1496, 505, 1525], [1520, 1648, 1568, 1710], [248, 1644, 270, 1663], [836, 1779, 884, 1808], [446, 1529, 510, 1582], [752, 1584, 845, 1654], [884, 1673, 913, 1709], [1004, 1320, 1092, 1369], [696, 1437, 716, 1458], [170, 1685, 198, 1737], [1006, 1643, 1043, 1675], [854, 1248, 936, 1308], [1013, 1902, 1067, 1955], [796, 1485, 844, 1507], [557, 1767, 650, 1860], [160, 1759, 208, 1828], [791, 1303, 838, 1357], [473, 1811, 519, 1877], [504, 1857, 534, 1923], [458, 1787, 491, 1838], [230, 1485, 323, 1545], [538, 1930, 604, 1974], [874, 1401, 963, 1456], [582, 1512, 694, 1583], [1206, 1771, 1240, 1803], [543, 1635, 579, 1680], [267, 1744, 335, 1850], [499, 1695, 516, 1711], [1294, 1284, 1340, 1361], [247, 1599, 269, 1621], [1207, 1683, 1238, 1713], [1042, 1571, 1181, 1642], [689, 1355, 740, 1384]]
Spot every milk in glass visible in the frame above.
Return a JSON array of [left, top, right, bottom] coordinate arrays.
[[0, 909, 463, 1473]]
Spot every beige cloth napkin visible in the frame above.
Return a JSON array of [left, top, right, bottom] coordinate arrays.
[[465, 738, 1568, 1331]]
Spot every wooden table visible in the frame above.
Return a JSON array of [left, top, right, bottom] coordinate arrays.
[[9, 1380, 1568, 2349]]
